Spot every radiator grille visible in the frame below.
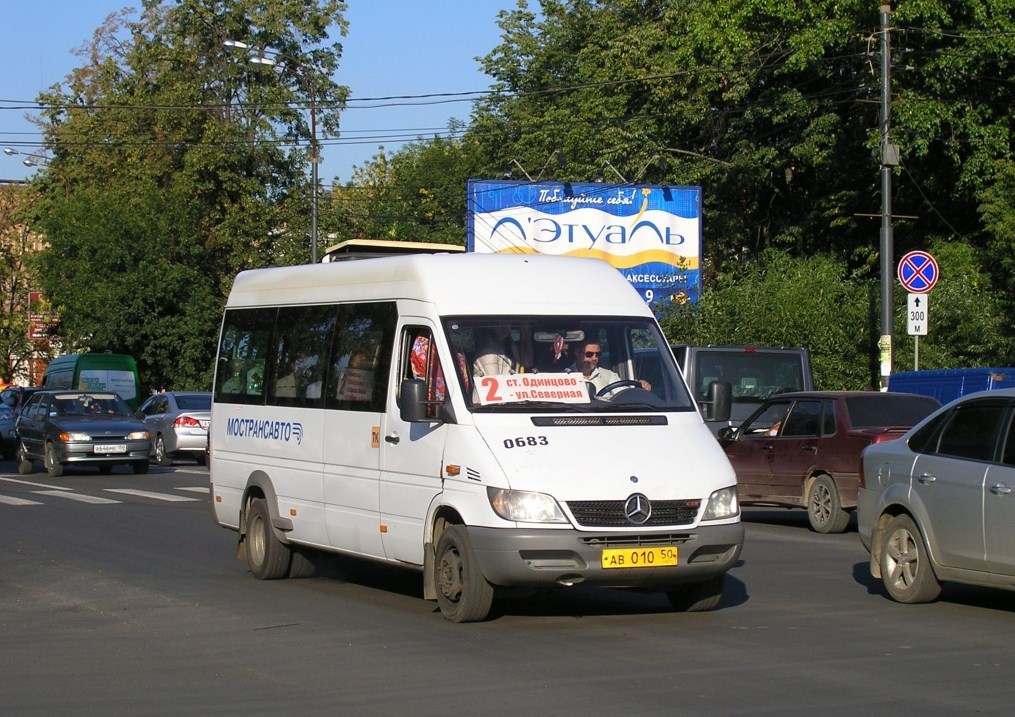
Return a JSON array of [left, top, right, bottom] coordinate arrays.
[[566, 499, 700, 528]]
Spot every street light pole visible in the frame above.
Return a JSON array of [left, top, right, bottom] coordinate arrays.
[[225, 40, 321, 264], [309, 85, 319, 264]]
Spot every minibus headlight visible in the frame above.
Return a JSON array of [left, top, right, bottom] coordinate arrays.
[[487, 487, 568, 523], [701, 486, 739, 521]]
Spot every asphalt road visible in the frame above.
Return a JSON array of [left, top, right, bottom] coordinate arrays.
[[2, 460, 1015, 716]]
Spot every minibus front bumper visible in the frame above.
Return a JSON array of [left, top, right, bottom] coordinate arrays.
[[467, 523, 744, 588]]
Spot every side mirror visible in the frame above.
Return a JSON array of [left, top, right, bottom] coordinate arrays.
[[703, 380, 732, 422], [399, 378, 446, 424]]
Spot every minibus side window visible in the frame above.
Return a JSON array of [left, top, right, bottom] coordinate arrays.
[[401, 327, 445, 419], [267, 305, 337, 408], [215, 308, 275, 404], [325, 302, 397, 412]]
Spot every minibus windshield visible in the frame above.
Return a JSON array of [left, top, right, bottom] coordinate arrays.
[[442, 316, 695, 413]]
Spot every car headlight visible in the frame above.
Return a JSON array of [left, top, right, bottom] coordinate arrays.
[[488, 487, 568, 523], [61, 432, 91, 441], [701, 486, 739, 521], [127, 431, 150, 440]]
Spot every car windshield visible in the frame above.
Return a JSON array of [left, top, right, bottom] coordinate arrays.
[[692, 349, 806, 405], [52, 393, 131, 418], [844, 394, 941, 428], [442, 315, 695, 413]]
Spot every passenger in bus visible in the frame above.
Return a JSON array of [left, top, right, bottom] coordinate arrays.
[[274, 353, 310, 398], [472, 323, 531, 377], [569, 337, 652, 396], [410, 334, 445, 402], [336, 351, 373, 402], [221, 360, 246, 394]]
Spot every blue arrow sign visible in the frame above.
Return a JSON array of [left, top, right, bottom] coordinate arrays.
[[898, 251, 939, 293]]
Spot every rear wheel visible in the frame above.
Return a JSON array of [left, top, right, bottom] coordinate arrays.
[[154, 435, 173, 466], [666, 574, 725, 612], [16, 441, 34, 475], [44, 442, 64, 478], [245, 498, 292, 580], [807, 475, 851, 534], [434, 525, 494, 623], [880, 514, 941, 603]]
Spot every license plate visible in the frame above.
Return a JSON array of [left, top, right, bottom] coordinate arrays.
[[601, 546, 678, 569], [93, 444, 127, 454]]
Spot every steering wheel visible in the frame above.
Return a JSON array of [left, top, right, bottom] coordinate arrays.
[[595, 380, 642, 398]]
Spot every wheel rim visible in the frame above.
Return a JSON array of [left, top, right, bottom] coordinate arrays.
[[437, 545, 465, 603], [885, 527, 920, 591], [810, 483, 832, 526], [155, 437, 165, 462], [248, 513, 266, 567], [45, 444, 55, 469]]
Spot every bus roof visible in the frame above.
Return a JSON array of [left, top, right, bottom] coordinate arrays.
[[226, 253, 651, 317]]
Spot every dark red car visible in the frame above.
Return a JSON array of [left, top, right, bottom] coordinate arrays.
[[719, 391, 941, 533]]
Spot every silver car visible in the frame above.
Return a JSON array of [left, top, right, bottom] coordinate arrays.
[[858, 388, 1015, 603], [137, 391, 211, 466]]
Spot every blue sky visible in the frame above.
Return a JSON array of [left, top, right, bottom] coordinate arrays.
[[0, 0, 513, 183]]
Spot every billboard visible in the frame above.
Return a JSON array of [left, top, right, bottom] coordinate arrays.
[[467, 180, 701, 305]]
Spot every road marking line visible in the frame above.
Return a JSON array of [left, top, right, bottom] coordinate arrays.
[[175, 486, 210, 494], [34, 490, 121, 504], [0, 476, 73, 491], [105, 489, 199, 502], [0, 495, 43, 506]]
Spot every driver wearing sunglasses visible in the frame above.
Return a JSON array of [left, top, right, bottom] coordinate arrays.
[[569, 337, 652, 397]]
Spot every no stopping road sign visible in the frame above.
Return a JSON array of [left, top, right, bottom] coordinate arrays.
[[898, 251, 939, 293]]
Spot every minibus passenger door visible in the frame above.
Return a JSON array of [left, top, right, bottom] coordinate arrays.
[[379, 324, 448, 564]]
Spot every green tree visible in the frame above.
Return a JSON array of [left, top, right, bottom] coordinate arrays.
[[0, 184, 50, 381], [30, 0, 348, 392], [322, 121, 479, 248], [659, 251, 878, 390]]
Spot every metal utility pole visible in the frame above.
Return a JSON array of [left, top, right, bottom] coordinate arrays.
[[878, 3, 898, 390]]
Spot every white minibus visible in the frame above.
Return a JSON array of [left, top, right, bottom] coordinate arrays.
[[209, 253, 743, 622]]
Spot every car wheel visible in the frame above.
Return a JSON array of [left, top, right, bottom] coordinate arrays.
[[16, 441, 34, 475], [434, 525, 494, 623], [154, 435, 173, 467], [880, 514, 941, 604], [245, 498, 292, 580], [807, 475, 851, 534], [667, 574, 726, 612], [195, 451, 207, 466], [44, 442, 64, 478]]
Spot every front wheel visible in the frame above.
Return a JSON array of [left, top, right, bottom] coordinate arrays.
[[17, 441, 34, 475], [880, 514, 941, 603], [154, 435, 172, 467], [45, 442, 64, 478], [434, 525, 494, 623], [245, 498, 292, 580], [807, 475, 851, 534], [667, 574, 725, 612]]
